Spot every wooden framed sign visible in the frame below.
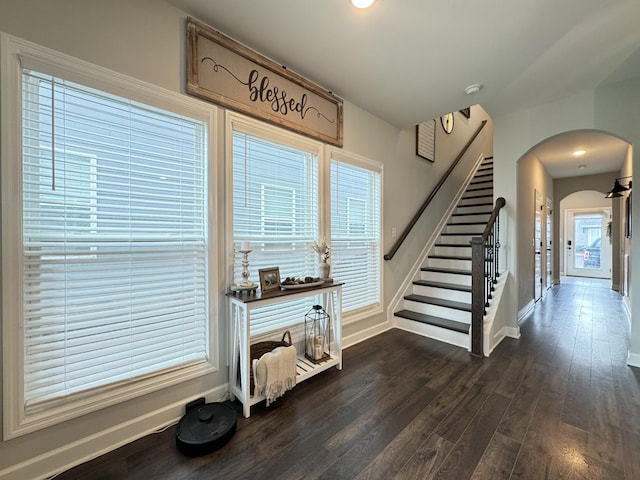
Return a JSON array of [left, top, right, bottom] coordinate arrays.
[[187, 18, 343, 147]]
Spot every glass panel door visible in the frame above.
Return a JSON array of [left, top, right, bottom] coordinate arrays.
[[566, 209, 611, 279]]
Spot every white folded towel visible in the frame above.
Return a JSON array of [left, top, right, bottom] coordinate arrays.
[[253, 345, 297, 406]]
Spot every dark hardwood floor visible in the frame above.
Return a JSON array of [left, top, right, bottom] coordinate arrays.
[[56, 277, 640, 479]]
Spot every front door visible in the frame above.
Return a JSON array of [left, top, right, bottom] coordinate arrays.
[[565, 209, 611, 279]]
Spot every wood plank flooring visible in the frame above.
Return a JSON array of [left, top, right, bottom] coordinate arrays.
[[56, 278, 639, 479]]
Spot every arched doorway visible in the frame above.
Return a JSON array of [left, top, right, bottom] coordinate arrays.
[[516, 129, 631, 311]]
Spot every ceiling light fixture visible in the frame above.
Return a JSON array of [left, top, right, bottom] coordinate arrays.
[[573, 149, 586, 156], [464, 84, 482, 95], [578, 164, 587, 169], [605, 176, 632, 198], [351, 0, 376, 8]]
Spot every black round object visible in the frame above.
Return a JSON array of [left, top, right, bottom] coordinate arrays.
[[176, 402, 237, 456]]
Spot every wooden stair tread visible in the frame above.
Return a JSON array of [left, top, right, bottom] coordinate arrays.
[[461, 194, 493, 200], [413, 279, 472, 292], [404, 294, 472, 311], [394, 310, 469, 333], [456, 202, 493, 208], [421, 266, 471, 275], [451, 211, 492, 216], [469, 174, 493, 185], [447, 221, 487, 226], [440, 232, 484, 237], [429, 254, 472, 261], [435, 243, 471, 248], [466, 187, 493, 193]]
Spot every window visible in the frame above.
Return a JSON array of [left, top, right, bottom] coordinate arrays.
[[228, 115, 382, 330], [261, 184, 295, 236], [230, 116, 320, 334], [330, 151, 382, 315], [2, 36, 215, 438]]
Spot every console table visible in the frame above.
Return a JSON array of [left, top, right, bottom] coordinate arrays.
[[227, 282, 343, 417]]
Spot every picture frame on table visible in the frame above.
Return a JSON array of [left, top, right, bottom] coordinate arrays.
[[259, 267, 281, 292]]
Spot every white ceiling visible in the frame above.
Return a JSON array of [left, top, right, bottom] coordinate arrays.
[[529, 131, 629, 179], [167, 0, 640, 176]]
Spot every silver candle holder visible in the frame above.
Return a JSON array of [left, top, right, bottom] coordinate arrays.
[[231, 245, 258, 293]]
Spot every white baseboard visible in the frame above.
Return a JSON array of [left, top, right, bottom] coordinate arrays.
[[342, 321, 392, 349], [487, 325, 521, 356], [623, 297, 631, 330], [517, 300, 535, 323], [501, 326, 521, 339], [1, 385, 229, 480], [627, 352, 640, 368]]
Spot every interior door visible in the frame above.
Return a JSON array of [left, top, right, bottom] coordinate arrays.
[[534, 190, 542, 301], [545, 197, 552, 291], [565, 209, 611, 279]]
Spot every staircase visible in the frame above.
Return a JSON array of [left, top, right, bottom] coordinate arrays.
[[394, 157, 494, 349]]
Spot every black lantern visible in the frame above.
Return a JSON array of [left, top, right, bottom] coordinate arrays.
[[304, 305, 330, 363]]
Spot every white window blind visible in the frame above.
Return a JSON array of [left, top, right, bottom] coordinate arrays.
[[21, 70, 209, 408], [232, 130, 319, 334], [331, 158, 381, 313]]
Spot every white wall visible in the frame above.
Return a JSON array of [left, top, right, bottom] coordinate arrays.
[[516, 151, 554, 310], [595, 77, 640, 365], [0, 1, 493, 477], [493, 80, 640, 363]]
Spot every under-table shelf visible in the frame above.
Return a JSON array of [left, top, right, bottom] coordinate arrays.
[[227, 282, 343, 417]]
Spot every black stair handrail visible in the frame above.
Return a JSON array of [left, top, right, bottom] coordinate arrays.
[[470, 197, 506, 357], [385, 120, 488, 261]]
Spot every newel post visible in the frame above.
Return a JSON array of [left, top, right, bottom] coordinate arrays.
[[470, 236, 485, 357]]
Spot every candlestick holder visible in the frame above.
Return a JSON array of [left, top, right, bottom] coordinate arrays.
[[231, 249, 258, 293]]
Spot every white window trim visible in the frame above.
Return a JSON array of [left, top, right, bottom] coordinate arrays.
[[1, 33, 218, 440], [326, 146, 384, 325]]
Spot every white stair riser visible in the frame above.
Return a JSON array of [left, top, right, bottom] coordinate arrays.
[[421, 270, 472, 286], [455, 204, 493, 215], [474, 172, 493, 179], [464, 187, 493, 197], [458, 196, 493, 206], [446, 223, 485, 234], [449, 213, 491, 224], [395, 317, 469, 349], [412, 284, 471, 303], [429, 257, 472, 270], [433, 245, 471, 256], [403, 299, 471, 323], [439, 234, 475, 245], [468, 181, 492, 190]]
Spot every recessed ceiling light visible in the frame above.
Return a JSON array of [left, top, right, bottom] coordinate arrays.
[[351, 0, 376, 8], [578, 164, 587, 169], [573, 149, 586, 156]]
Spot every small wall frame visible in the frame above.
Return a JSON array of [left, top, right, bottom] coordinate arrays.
[[416, 119, 435, 162]]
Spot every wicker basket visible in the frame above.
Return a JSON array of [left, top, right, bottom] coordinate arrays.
[[241, 330, 292, 395]]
